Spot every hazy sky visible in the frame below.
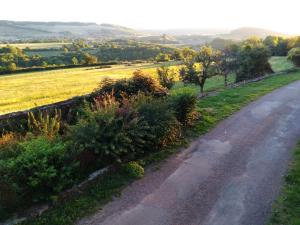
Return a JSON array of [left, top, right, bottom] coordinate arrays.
[[2, 0, 300, 34]]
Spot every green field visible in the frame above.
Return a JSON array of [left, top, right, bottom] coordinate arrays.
[[0, 57, 292, 115], [269, 56, 294, 72], [0, 42, 71, 50], [25, 49, 64, 57]]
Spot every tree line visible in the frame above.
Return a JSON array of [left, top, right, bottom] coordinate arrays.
[[158, 36, 300, 96]]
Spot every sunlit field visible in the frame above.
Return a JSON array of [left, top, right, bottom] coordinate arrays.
[[0, 42, 71, 49], [0, 57, 291, 115]]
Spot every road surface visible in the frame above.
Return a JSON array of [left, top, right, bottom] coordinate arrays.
[[78, 80, 300, 225]]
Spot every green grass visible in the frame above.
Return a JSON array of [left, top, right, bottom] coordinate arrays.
[[268, 142, 300, 225], [19, 69, 300, 225], [0, 56, 291, 115], [25, 49, 64, 57], [269, 56, 294, 72]]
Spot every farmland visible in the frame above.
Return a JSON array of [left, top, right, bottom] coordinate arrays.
[[0, 62, 175, 115], [0, 57, 291, 115], [0, 42, 71, 49]]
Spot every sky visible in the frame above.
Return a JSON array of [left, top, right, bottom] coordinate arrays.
[[1, 0, 300, 34]]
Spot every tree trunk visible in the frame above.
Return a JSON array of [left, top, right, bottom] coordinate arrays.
[[200, 84, 204, 95], [224, 74, 228, 87], [199, 78, 205, 97]]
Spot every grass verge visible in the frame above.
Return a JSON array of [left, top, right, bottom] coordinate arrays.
[[19, 70, 300, 225], [268, 142, 300, 225]]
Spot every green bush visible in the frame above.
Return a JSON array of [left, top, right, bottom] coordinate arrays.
[[157, 66, 175, 89], [0, 164, 20, 219], [170, 92, 198, 125], [137, 98, 181, 148], [0, 133, 22, 160], [288, 47, 300, 67], [235, 41, 273, 82], [1, 136, 77, 202], [120, 161, 144, 179], [96, 70, 168, 100], [0, 136, 78, 219], [67, 94, 153, 166]]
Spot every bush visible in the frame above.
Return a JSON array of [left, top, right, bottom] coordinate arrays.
[[120, 161, 144, 179], [0, 133, 22, 160], [0, 136, 77, 203], [179, 65, 200, 85], [67, 94, 153, 166], [27, 110, 61, 138], [0, 164, 20, 219], [157, 66, 175, 89], [170, 92, 198, 125], [288, 47, 300, 67], [235, 42, 273, 82], [137, 98, 181, 148], [96, 70, 168, 100]]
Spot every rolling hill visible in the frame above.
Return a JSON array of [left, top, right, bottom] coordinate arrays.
[[0, 20, 287, 43], [221, 27, 285, 40], [0, 20, 141, 40]]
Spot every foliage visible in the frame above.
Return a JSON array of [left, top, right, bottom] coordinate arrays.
[[0, 62, 173, 115], [120, 161, 144, 179], [16, 67, 300, 225], [218, 44, 239, 86], [155, 53, 171, 62], [156, 66, 176, 89], [93, 40, 175, 62], [67, 94, 153, 164], [178, 46, 221, 94], [170, 92, 198, 125], [27, 110, 61, 138], [195, 46, 221, 94], [235, 40, 273, 82], [288, 47, 300, 67], [0, 133, 21, 160], [263, 36, 289, 56], [137, 98, 181, 148], [96, 70, 168, 99], [0, 40, 176, 74], [179, 64, 199, 84], [0, 136, 77, 217], [181, 48, 197, 65]]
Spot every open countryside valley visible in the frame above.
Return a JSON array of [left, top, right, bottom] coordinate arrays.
[[1, 1, 300, 225]]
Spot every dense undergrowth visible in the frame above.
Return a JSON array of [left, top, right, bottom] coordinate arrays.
[[0, 70, 198, 221]]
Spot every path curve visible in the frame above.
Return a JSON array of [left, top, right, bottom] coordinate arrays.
[[78, 80, 300, 225]]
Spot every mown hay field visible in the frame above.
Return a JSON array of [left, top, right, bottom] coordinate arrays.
[[0, 57, 291, 115]]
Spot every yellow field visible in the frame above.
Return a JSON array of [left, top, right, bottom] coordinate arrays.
[[0, 63, 177, 115], [0, 42, 71, 49], [0, 57, 291, 115]]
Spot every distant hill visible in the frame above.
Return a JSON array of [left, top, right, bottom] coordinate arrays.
[[0, 21, 287, 43], [220, 27, 285, 40], [137, 27, 286, 46], [0, 20, 141, 40]]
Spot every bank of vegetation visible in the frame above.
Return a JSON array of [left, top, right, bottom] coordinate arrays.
[[1, 36, 300, 224]]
